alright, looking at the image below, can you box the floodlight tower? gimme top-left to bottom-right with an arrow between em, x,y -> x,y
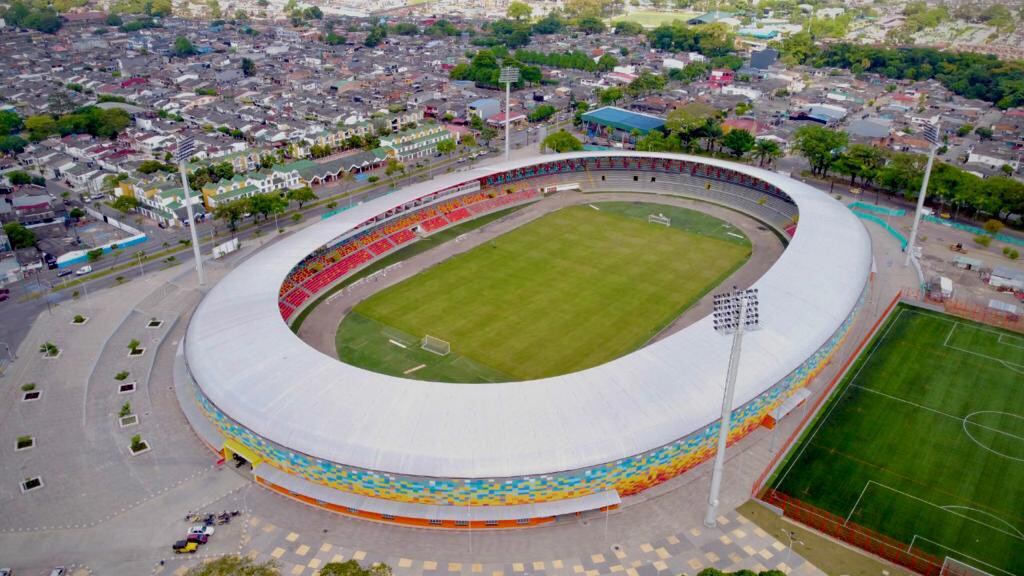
904,119 -> 941,267
176,136 -> 206,286
704,287 -> 760,528
499,66 -> 519,162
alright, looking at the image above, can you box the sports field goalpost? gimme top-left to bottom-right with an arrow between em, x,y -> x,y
421,334 -> 451,356
940,557 -> 996,576
648,213 -> 671,227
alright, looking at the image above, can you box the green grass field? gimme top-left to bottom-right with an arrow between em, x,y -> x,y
336,202 -> 750,382
770,305 -> 1024,575
611,10 -> 699,28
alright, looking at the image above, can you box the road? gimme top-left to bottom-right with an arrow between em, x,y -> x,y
0,149 -> 502,358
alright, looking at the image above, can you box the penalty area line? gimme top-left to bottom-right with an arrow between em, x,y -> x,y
403,364 -> 426,375
389,339 -> 408,349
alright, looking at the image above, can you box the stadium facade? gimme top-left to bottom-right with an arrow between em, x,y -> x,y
175,152 -> 872,528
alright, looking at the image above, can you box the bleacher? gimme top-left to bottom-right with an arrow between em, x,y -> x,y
277,187 -> 544,321
367,238 -> 395,256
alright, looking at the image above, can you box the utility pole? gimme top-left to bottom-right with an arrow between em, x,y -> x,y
176,136 -> 205,286
499,66 -> 519,162
704,287 -> 760,528
905,119 -> 940,267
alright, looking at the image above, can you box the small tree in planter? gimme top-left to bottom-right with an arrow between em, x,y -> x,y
130,434 -> 148,454
21,383 -> 36,392
147,317 -> 162,328
119,402 -> 132,418
39,342 -> 59,358
16,435 -> 34,450
115,370 -> 130,381
72,314 -> 87,324
115,275 -> 126,285
127,339 -> 143,356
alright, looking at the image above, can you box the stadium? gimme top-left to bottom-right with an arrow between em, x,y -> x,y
174,151 -> 872,529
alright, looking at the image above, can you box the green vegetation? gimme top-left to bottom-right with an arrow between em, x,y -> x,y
338,203 -> 749,382
613,10 -> 698,28
450,49 -> 541,89
24,106 -> 132,141
20,383 -> 36,392
515,49 -> 617,72
647,21 -> 734,57
119,402 -> 132,417
541,130 -> 583,153
73,314 -> 86,324
16,435 -> 33,449
291,206 -> 528,333
363,25 -> 387,47
115,370 -> 130,381
797,44 -> 1024,109
528,104 -> 557,122
4,222 -> 36,249
769,306 -> 1024,575
173,36 -> 196,56
3,0 -> 62,33
39,342 -> 59,357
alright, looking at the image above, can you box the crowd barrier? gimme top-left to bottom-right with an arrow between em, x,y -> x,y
923,215 -> 1024,248
850,210 -> 909,249
849,201 -> 906,217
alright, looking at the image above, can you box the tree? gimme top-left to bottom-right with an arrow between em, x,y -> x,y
0,110 -> 23,135
596,53 -> 619,72
974,126 -> 993,140
86,248 -> 104,262
791,125 -> 848,178
541,130 -> 583,153
436,138 -> 456,157
599,87 -> 623,106
0,136 -> 29,155
752,139 -> 782,167
626,71 -> 666,97
213,198 -> 249,231
3,222 -> 37,249
184,555 -> 280,576
834,143 -> 887,186
286,186 -> 317,208
25,115 -> 57,141
983,218 -> 1005,235
111,195 -> 139,214
722,129 -> 755,158
956,124 -> 974,137
576,16 -> 606,34
385,158 -> 405,187
241,57 -> 256,77
173,36 -> 196,57
507,1 -> 532,20
69,207 -> 86,219
364,26 -> 387,47
7,170 -> 32,185
528,105 -> 556,122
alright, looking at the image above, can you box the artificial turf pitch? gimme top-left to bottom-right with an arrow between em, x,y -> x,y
769,305 -> 1024,575
336,201 -> 750,382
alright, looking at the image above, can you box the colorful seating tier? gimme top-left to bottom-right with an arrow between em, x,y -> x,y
467,189 -> 539,215
284,287 -> 310,308
420,215 -> 450,233
279,279 -> 297,298
389,229 -> 416,245
446,207 -> 471,223
367,238 -> 394,256
303,250 -> 373,295
279,302 -> 295,320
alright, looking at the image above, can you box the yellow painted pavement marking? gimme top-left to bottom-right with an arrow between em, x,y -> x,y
472,563 -> 483,573
551,560 -> 563,569
591,554 -> 605,564
448,563 -> 463,572
758,549 -> 774,560
640,543 -> 654,553
320,543 -> 333,553
532,561 -> 545,571
286,532 -> 300,542
666,535 -> 680,545
731,529 -> 747,539
772,541 -> 786,552
687,558 -> 703,571
308,559 -> 322,569
290,565 -> 305,576
655,548 -> 670,560
705,552 -> 720,563
652,561 -> 667,572
573,565 -> 584,573
609,564 -> 624,573
511,563 -> 524,572
423,561 -> 438,570
719,535 -> 733,545
331,555 -> 345,563
689,528 -> 702,537
353,551 -> 367,561
296,544 -> 310,556
742,545 -> 757,556
399,559 -> 413,568
271,547 -> 286,559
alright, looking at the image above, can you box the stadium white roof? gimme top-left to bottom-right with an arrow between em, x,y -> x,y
185,151 -> 872,479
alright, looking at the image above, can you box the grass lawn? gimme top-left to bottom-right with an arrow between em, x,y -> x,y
611,10 -> 698,28
337,202 -> 750,382
769,305 -> 1024,575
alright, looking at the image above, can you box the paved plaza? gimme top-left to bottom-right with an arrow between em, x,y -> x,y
0,192 -> 920,575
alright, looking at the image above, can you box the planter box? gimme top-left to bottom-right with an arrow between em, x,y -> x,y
129,440 -> 150,455
71,317 -> 90,326
147,320 -> 163,328
127,348 -> 145,357
21,391 -> 41,402
20,477 -> 43,493
15,437 -> 35,451
119,414 -> 139,428
118,382 -> 137,394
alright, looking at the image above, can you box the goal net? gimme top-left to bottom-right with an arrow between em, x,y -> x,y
941,557 -> 995,576
648,213 -> 671,227
421,335 -> 451,356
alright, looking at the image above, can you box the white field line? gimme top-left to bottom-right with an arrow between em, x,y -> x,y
849,385 -> 1024,443
589,204 -> 600,211
847,480 -> 1024,544
997,333 -> 1024,350
908,535 -> 1017,576
938,316 -> 1023,373
774,308 -> 907,490
727,232 -> 744,239
940,506 -> 1024,539
403,364 -> 426,375
388,339 -> 408,349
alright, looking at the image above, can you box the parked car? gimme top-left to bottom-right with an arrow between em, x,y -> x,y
186,532 -> 209,545
57,269 -> 73,277
172,540 -> 198,554
188,524 -> 215,536
75,265 -> 92,276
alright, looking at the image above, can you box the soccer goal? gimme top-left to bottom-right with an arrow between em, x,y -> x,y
421,334 -> 451,356
648,213 -> 671,227
940,557 -> 996,576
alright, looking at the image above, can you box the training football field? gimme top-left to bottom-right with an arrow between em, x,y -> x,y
769,305 -> 1024,575
336,202 -> 751,382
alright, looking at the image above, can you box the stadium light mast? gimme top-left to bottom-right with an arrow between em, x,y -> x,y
499,66 -> 519,162
904,119 -> 940,267
704,287 -> 760,528
176,136 -> 206,286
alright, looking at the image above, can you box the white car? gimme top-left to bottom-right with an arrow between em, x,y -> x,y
75,265 -> 92,276
188,524 -> 215,536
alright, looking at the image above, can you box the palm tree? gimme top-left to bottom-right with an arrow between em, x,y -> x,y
702,118 -> 723,153
753,139 -> 783,168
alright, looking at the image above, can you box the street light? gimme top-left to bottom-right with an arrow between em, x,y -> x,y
499,66 -> 519,162
905,119 -> 941,267
0,341 -> 15,362
779,529 -> 805,568
176,136 -> 206,286
704,287 -> 761,528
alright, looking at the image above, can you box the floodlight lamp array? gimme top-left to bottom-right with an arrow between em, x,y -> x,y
712,288 -> 760,334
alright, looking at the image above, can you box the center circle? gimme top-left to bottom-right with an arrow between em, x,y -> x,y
962,411 -> 1024,462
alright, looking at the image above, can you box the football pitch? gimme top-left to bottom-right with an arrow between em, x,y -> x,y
336,201 -> 751,382
769,305 -> 1024,575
